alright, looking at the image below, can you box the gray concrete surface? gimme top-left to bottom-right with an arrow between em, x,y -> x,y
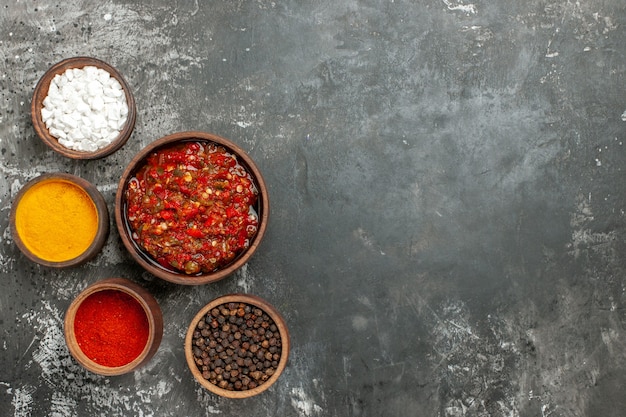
1,0 -> 626,416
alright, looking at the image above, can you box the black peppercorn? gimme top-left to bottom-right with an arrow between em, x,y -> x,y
191,302 -> 282,391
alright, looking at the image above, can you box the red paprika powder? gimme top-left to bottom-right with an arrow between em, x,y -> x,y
74,289 -> 149,367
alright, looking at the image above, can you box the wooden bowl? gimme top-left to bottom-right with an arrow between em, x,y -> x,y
10,173 -> 109,268
115,131 -> 269,285
64,277 -> 163,376
184,294 -> 290,398
31,56 -> 136,159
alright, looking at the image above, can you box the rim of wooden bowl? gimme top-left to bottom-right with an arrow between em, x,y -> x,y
9,172 -> 110,268
114,131 -> 269,285
31,56 -> 136,160
64,277 -> 164,376
184,293 -> 290,398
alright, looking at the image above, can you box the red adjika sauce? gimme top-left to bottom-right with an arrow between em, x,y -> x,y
126,141 -> 259,275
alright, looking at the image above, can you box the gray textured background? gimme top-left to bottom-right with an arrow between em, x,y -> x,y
1,0 -> 626,416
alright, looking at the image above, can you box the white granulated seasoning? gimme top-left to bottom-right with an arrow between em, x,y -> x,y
41,66 -> 129,152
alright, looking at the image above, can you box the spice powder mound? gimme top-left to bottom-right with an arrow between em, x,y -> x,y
74,290 -> 149,367
14,179 -> 98,262
191,302 -> 282,391
125,141 -> 259,275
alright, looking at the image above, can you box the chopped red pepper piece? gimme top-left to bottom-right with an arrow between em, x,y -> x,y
186,228 -> 204,238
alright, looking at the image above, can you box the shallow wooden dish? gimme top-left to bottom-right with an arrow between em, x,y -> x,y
184,294 -> 290,398
31,56 -> 136,159
64,277 -> 163,376
115,131 -> 269,285
10,173 -> 109,268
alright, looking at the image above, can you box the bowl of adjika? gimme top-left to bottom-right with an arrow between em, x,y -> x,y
115,131 -> 269,285
31,56 -> 136,159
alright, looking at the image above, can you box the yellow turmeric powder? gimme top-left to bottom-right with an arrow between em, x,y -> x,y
15,179 -> 98,262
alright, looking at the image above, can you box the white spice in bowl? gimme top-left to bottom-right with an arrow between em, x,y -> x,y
41,66 -> 129,152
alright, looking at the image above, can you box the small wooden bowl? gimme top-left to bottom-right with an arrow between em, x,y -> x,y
31,56 -> 136,159
185,294 -> 290,398
10,173 -> 109,268
64,277 -> 163,376
115,131 -> 269,285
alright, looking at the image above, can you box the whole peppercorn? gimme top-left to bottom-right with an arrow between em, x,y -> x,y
192,302 -> 283,391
